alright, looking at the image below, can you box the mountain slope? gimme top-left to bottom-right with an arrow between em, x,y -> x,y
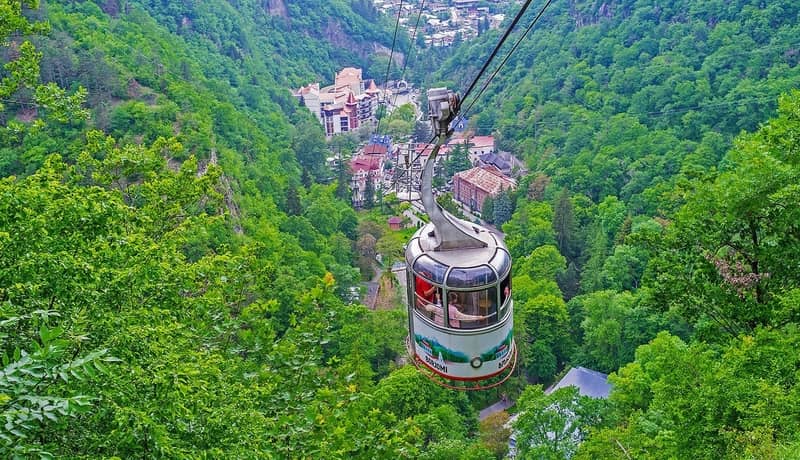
432,0 -> 799,208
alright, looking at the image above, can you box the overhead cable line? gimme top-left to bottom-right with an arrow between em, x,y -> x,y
388,0 -> 426,110
383,0 -> 426,128
400,0 -> 426,82
459,0 -> 536,104
460,0 -> 554,121
466,95 -> 778,129
374,0 -> 404,138
389,0 -> 550,189
388,0 -> 427,198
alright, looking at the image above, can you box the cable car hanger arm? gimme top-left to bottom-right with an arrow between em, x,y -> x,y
421,88 -> 487,251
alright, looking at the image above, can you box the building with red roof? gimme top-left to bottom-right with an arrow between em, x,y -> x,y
363,143 -> 389,155
388,216 -> 404,230
349,154 -> 384,208
453,164 -> 516,212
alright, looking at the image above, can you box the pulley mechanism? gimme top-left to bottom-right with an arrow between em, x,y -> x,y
427,88 -> 461,138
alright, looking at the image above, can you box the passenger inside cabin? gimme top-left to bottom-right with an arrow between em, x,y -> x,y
415,274 -> 438,307
423,292 -> 492,328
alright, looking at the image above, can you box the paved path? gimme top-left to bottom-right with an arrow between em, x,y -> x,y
392,262 -> 408,307
363,263 -> 382,310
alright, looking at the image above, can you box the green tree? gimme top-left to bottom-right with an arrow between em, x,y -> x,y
415,31 -> 426,49
556,262 -> 580,301
479,411 -> 511,459
445,142 -> 472,179
517,244 -> 566,283
580,223 -> 609,294
436,192 -> 465,218
512,275 -> 563,304
416,404 -> 469,446
493,188 -> 514,226
1,1 -> 48,108
292,119 -> 328,181
503,200 -> 555,260
414,119 -> 432,143
328,131 -> 359,157
579,328 -> 800,459
285,183 -> 303,216
335,158 -> 352,201
363,174 -> 375,209
596,196 -> 627,241
481,195 -> 495,223
419,439 -> 494,460
513,385 -> 608,460
552,188 -> 578,261
601,244 -> 648,291
0,322 -> 117,458
371,366 -> 474,425
571,291 -> 643,373
515,294 -> 573,382
647,92 -> 800,338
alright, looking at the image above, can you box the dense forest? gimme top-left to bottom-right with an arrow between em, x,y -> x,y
432,0 -> 800,457
2,0 -> 799,458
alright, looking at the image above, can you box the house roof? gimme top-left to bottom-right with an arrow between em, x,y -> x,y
366,79 -> 380,93
479,152 -> 511,170
388,216 -> 403,225
322,103 -> 345,114
469,135 -> 494,148
415,143 -> 452,157
319,92 -> 339,104
363,144 -> 389,155
450,134 -> 494,148
546,366 -> 611,398
454,165 -> 516,195
350,155 -> 382,173
294,83 -> 320,96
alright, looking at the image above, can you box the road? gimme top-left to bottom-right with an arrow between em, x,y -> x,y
392,262 -> 408,307
363,262 -> 382,310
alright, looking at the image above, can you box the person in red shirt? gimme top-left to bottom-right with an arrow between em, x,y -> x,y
415,275 -> 437,306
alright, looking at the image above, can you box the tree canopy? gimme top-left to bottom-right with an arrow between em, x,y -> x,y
3,0 -> 800,457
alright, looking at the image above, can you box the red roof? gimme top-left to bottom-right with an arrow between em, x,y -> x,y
366,79 -> 380,93
468,135 -> 494,148
454,165 -> 516,195
415,143 -> 451,157
350,155 -> 382,173
388,216 -> 403,224
363,144 -> 388,155
449,134 -> 494,148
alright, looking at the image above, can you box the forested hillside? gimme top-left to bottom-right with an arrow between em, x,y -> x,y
1,1 -> 468,458
424,0 -> 800,457
2,0 -> 800,458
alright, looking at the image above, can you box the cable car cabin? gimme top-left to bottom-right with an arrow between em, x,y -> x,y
406,221 -> 515,382
403,86 -> 516,387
